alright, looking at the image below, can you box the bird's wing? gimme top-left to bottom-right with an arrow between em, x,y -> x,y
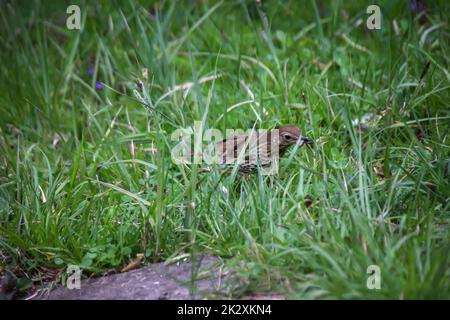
212,131 -> 278,165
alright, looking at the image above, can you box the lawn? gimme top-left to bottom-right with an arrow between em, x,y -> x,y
0,0 -> 449,299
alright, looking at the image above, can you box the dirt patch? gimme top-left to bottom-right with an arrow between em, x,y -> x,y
31,256 -> 232,300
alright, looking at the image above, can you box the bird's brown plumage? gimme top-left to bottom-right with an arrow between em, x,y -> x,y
210,125 -> 313,174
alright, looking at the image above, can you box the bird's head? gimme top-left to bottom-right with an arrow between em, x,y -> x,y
278,125 -> 315,154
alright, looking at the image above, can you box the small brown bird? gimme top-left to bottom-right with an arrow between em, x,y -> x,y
208,125 -> 314,174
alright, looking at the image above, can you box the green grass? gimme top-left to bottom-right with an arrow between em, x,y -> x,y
0,0 -> 449,299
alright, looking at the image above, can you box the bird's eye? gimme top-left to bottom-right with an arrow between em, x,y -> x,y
284,134 -> 292,140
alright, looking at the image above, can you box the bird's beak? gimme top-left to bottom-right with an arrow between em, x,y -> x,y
301,136 -> 314,145
301,136 -> 315,157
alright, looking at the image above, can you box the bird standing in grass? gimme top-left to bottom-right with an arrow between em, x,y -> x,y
208,125 -> 314,174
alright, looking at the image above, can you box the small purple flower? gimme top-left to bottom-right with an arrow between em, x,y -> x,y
410,0 -> 425,13
88,65 -> 95,76
95,81 -> 103,91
